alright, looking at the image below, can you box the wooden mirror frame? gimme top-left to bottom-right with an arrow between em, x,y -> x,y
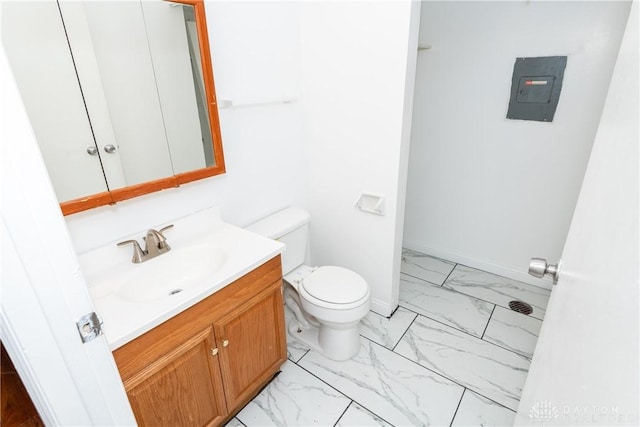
61,0 -> 224,216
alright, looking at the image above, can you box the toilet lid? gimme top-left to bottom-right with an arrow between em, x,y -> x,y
301,266 -> 368,304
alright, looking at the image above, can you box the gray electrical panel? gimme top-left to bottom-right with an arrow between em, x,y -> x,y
507,56 -> 567,122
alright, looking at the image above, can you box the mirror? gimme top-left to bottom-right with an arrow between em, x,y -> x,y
1,0 -> 225,215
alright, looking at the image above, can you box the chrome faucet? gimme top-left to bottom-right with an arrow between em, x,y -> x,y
117,224 -> 174,263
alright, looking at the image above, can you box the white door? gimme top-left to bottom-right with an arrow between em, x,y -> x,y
0,26 -> 136,426
516,4 -> 638,426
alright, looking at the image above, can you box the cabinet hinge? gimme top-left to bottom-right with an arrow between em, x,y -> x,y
76,312 -> 103,343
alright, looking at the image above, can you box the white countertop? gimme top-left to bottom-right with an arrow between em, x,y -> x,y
78,207 -> 283,350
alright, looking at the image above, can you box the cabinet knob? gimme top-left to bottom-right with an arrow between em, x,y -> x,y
103,144 -> 117,154
211,348 -> 218,356
222,339 -> 229,347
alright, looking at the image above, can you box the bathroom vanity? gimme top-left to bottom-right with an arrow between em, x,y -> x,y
77,207 -> 287,426
112,256 -> 286,426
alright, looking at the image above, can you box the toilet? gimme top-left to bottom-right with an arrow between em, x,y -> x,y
247,207 -> 370,361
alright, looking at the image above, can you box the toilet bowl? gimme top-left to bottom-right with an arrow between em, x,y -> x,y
246,207 -> 371,361
284,265 -> 370,360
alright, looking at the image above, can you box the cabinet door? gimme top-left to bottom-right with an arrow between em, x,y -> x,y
215,281 -> 287,409
78,1 -> 175,188
123,327 -> 227,427
2,1 -> 110,203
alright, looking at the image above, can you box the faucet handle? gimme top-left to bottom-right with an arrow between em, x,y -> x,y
117,239 -> 145,263
155,225 -> 174,250
158,224 -> 174,236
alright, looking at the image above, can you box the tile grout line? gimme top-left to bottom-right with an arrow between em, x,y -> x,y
400,271 -> 444,287
410,276 -> 546,322
480,305 -> 542,362
439,263 -> 459,287
332,400 -> 354,427
448,388 -> 466,427
288,342 -> 519,427
361,308 -> 416,350
358,337 -> 483,423
293,346 -> 398,426
282,330 -> 520,425
403,251 -> 549,320
393,346 -> 521,413
395,304 -> 484,340
403,247 -> 553,293
442,284 -> 537,318
481,340 -> 534,361
441,281 -> 548,321
396,303 -> 516,352
460,390 -> 517,414
401,251 -> 456,285
480,305 -> 497,340
374,336 -> 526,419
395,309 -> 533,361
401,265 -> 546,322
291,348 -> 310,363
377,335 -> 522,413
296,358 -> 394,426
390,312 -> 419,353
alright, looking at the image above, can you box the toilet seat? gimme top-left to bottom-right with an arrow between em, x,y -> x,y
300,266 -> 369,306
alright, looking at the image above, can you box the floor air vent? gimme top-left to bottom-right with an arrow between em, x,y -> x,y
509,300 -> 533,315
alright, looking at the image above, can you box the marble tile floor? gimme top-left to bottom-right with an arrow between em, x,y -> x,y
227,250 -> 551,426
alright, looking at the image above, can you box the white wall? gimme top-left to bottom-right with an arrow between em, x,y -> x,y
65,1 -> 305,254
299,1 -> 420,316
404,1 -> 631,286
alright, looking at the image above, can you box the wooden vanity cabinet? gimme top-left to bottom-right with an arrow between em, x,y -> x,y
122,326 -> 227,426
112,256 -> 287,427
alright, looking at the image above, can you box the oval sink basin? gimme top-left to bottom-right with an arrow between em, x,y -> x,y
117,244 -> 227,303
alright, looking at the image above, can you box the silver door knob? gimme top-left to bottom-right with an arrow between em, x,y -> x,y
103,144 -> 117,154
529,257 -> 559,284
86,146 -> 98,156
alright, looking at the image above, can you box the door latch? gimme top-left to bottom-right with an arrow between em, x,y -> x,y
76,312 -> 103,343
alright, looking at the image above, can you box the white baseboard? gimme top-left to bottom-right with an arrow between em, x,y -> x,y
370,297 -> 395,317
403,240 -> 553,291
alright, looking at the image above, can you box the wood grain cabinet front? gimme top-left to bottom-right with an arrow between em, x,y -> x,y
113,256 -> 287,427
124,326 -> 227,427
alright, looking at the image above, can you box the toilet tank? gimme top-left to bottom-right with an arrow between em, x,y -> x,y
246,207 -> 310,275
